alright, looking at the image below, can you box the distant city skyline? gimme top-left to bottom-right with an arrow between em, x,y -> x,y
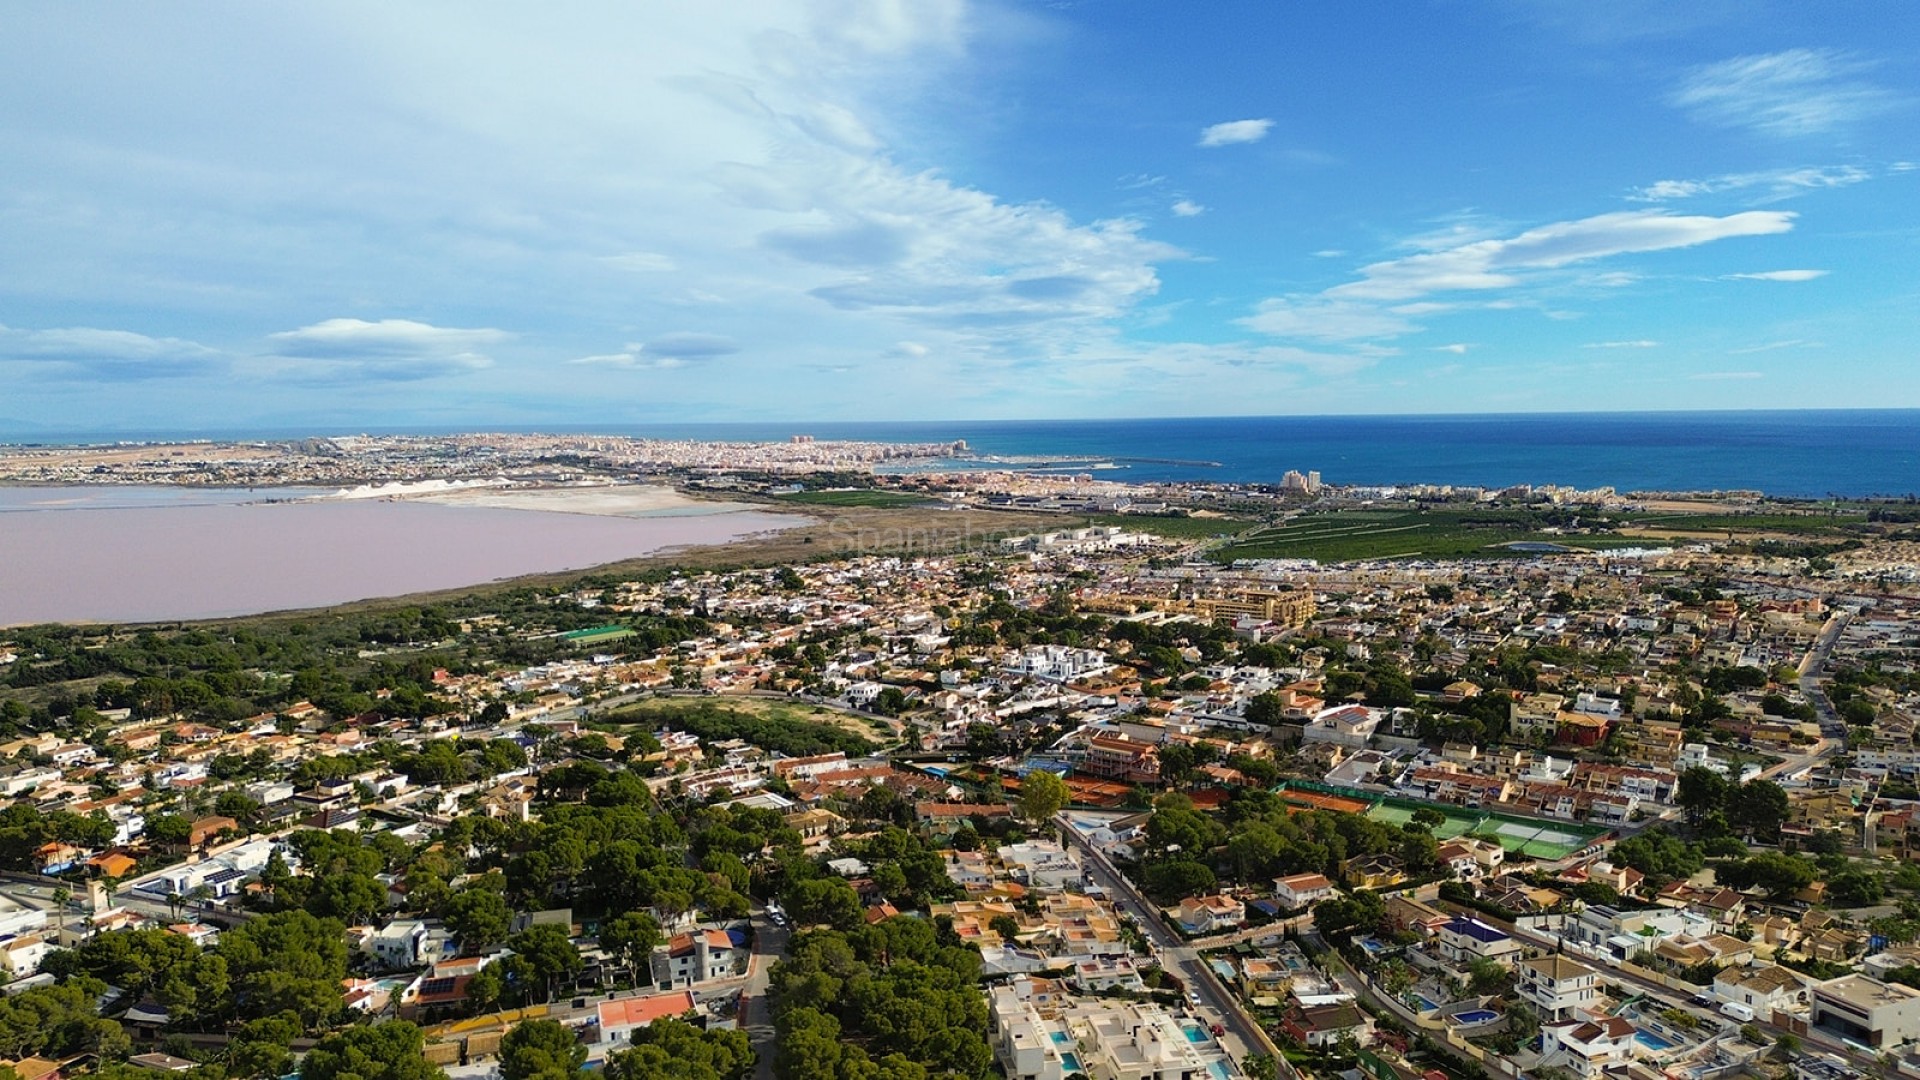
3,2 -> 1917,430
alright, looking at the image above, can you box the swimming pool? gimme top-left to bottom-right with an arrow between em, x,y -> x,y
1060,1053 -> 1082,1073
1208,1062 -> 1233,1080
1452,1009 -> 1499,1026
1051,1031 -> 1072,1046
1183,1022 -> 1210,1044
1415,995 -> 1441,1012
1635,1031 -> 1676,1052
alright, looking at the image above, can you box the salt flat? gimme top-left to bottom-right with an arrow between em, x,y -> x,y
408,484 -> 762,518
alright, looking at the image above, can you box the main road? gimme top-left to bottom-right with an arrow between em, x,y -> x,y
1798,610 -> 1852,739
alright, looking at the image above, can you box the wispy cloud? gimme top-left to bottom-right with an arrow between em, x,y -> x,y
1628,164 -> 1872,202
0,323 -> 224,380
1198,118 -> 1273,147
1243,209 -> 1793,343
1433,343 -> 1470,354
264,318 -> 504,381
1672,49 -> 1892,136
1171,199 -> 1206,218
570,332 -> 740,370
1729,339 -> 1820,354
1723,269 -> 1827,282
1584,339 -> 1661,349
598,252 -> 677,272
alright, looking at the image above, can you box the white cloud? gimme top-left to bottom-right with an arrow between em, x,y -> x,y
1198,118 -> 1273,148
1584,340 -> 1661,349
1628,165 -> 1872,202
1672,49 -> 1892,136
888,341 -> 930,358
264,318 -> 504,380
1244,209 -> 1794,343
598,252 -> 677,272
570,350 -> 684,370
1723,269 -> 1827,282
1171,199 -> 1205,218
571,332 -> 739,369
0,323 -> 224,379
1239,299 -> 1417,342
1434,343 -> 1470,355
1730,339 -> 1820,354
1324,210 -> 1793,303
1585,271 -> 1641,287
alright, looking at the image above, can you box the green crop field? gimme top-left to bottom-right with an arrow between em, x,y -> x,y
1079,513 -> 1262,540
1211,509 -> 1645,563
776,489 -> 937,508
1621,512 -> 1868,534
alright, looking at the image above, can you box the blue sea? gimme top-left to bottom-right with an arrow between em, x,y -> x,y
9,410 -> 1919,499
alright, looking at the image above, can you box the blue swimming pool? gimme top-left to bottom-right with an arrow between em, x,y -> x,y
1183,1022 -> 1209,1044
1453,1009 -> 1500,1026
1208,1062 -> 1233,1080
1051,1031 -> 1071,1046
1636,1031 -> 1676,1052
1415,995 -> 1441,1011
1060,1053 -> 1082,1073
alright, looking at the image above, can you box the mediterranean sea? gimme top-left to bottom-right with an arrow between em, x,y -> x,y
11,410 -> 1916,499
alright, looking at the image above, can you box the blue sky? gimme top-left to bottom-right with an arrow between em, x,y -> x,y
2,1 -> 1916,431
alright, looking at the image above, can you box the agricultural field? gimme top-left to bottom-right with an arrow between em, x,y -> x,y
776,488 -> 939,508
1079,512 -> 1262,540
1211,508 -> 1646,563
1613,511 -> 1870,535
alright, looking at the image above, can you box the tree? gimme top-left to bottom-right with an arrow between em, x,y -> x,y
499,1019 -> 586,1080
599,911 -> 663,986
445,887 -> 512,950
1019,771 -> 1071,824
300,1021 -> 444,1080
1676,766 -> 1729,822
1727,780 -> 1790,842
145,813 -> 193,849
1143,859 -> 1215,904
1468,957 -> 1513,996
1243,692 -> 1286,729
506,926 -> 582,1003
1718,852 -> 1817,898
1829,870 -> 1886,908
607,1018 -> 750,1080
989,914 -> 1021,943
1314,891 -> 1385,941
1774,1032 -> 1801,1062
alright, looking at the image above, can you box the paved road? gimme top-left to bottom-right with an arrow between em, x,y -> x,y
1057,819 -> 1286,1078
741,910 -> 789,1080
1799,611 -> 1852,739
